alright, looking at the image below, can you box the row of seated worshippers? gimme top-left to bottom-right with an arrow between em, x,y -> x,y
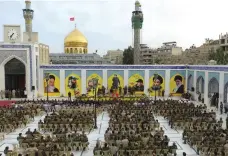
151,99 -> 228,156
38,104 -> 102,132
0,103 -> 44,135
93,101 -> 178,156
13,128 -> 89,155
17,98 -> 107,106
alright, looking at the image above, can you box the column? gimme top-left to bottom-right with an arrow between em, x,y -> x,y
144,69 -> 149,95
59,69 -> 65,96
103,69 -> 107,88
165,69 -> 170,97
124,69 -> 128,87
39,68 -> 44,97
81,69 -> 86,94
204,71 -> 209,106
193,70 -> 197,100
26,48 -> 32,99
219,71 -> 224,104
185,69 -> 188,92
0,65 -> 5,90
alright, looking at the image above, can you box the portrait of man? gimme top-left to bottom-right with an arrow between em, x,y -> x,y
112,74 -> 120,89
134,79 -> 144,91
44,75 -> 59,93
151,75 -> 164,96
87,78 -> 99,92
173,75 -> 184,93
68,76 -> 80,95
153,75 -> 163,87
68,76 -> 78,89
87,80 -> 93,92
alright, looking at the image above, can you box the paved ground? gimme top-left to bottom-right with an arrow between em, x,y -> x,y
0,102 -> 226,156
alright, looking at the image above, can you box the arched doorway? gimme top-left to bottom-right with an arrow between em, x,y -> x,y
5,58 -> 26,90
224,82 -> 228,103
196,76 -> 204,94
187,75 -> 193,90
208,77 -> 219,97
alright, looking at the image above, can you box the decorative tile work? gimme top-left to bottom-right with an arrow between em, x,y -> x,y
0,50 -> 27,64
187,70 -> 194,77
188,65 -> 228,71
208,72 -> 220,82
196,71 -> 205,80
40,65 -> 187,69
39,65 -> 228,71
0,44 -> 32,90
224,73 -> 228,85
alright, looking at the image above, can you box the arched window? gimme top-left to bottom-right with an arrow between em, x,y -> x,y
208,78 -> 219,97
79,48 -> 82,53
70,48 -> 73,53
74,48 -> 78,53
66,48 -> 69,53
83,49 -> 86,54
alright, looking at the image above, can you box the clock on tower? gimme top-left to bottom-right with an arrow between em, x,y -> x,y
3,25 -> 21,43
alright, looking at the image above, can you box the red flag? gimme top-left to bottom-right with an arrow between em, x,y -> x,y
70,17 -> 75,21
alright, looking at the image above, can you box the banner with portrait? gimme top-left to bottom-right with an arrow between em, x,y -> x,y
43,70 -> 60,96
65,70 -> 81,97
149,70 -> 165,96
107,70 -> 124,94
86,70 -> 103,97
128,70 -> 145,95
170,70 -> 186,96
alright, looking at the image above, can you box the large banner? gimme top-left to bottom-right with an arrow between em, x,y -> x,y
170,70 -> 186,96
149,70 -> 165,96
86,70 -> 103,96
107,70 -> 124,93
43,70 -> 60,96
128,70 -> 145,93
65,70 -> 81,96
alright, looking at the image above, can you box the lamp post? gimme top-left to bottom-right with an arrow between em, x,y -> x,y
152,73 -> 161,104
45,73 -> 50,101
92,78 -> 98,129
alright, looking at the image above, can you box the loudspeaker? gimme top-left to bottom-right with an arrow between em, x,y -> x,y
32,86 -> 35,90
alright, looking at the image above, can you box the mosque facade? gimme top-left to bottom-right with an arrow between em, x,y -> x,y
0,0 -> 227,107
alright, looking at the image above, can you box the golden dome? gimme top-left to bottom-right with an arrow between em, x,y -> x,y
64,28 -> 88,48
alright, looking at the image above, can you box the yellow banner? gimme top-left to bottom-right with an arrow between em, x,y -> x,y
86,73 -> 103,97
170,74 -> 185,96
43,73 -> 60,96
65,74 -> 81,96
149,75 -> 165,96
107,74 -> 124,94
128,74 -> 144,92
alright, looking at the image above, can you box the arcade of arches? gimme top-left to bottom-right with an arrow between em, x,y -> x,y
4,58 -> 25,90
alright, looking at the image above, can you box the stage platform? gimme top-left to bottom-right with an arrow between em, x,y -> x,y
0,100 -> 15,107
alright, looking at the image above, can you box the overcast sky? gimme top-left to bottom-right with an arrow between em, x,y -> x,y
0,0 -> 228,55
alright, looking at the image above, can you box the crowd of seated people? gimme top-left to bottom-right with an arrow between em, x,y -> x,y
13,128 -> 88,155
0,103 -> 44,134
152,99 -> 228,156
38,104 -> 102,132
94,101 -> 178,156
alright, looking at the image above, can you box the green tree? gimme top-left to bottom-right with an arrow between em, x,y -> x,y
151,57 -> 161,64
123,46 -> 134,64
154,58 -> 161,64
208,48 -> 228,65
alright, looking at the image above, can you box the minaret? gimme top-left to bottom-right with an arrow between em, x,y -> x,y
132,1 -> 143,64
23,0 -> 34,42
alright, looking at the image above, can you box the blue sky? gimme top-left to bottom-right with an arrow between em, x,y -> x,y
0,0 -> 228,55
